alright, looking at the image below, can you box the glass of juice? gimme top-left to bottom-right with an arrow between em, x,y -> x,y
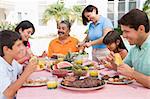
47,75 -> 58,89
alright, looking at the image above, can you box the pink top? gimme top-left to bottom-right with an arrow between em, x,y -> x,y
27,41 -> 30,48
16,71 -> 150,99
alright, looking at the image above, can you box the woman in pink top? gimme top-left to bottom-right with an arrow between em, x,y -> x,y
15,20 -> 35,64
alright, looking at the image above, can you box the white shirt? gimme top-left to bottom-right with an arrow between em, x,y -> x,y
0,57 -> 23,99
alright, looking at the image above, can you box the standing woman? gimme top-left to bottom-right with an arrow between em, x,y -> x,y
80,5 -> 113,61
15,20 -> 35,64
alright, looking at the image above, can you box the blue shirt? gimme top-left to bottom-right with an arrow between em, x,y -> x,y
88,16 -> 113,49
124,34 -> 150,76
0,57 -> 23,99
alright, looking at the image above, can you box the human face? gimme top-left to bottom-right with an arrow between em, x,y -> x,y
84,10 -> 97,23
11,40 -> 26,59
106,42 -> 117,52
57,23 -> 70,39
20,28 -> 33,41
121,25 -> 139,45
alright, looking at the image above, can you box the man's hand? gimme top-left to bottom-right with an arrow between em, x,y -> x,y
117,64 -> 134,78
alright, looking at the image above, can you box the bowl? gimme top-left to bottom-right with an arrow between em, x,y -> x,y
52,69 -> 68,78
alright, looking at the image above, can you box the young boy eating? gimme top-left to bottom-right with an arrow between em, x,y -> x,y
0,30 -> 37,99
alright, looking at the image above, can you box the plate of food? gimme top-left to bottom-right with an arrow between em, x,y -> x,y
60,76 -> 105,91
102,75 -> 134,85
23,77 -> 49,87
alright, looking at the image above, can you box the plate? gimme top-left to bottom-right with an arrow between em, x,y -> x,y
59,83 -> 105,91
107,80 -> 134,85
23,77 -> 48,87
23,82 -> 47,87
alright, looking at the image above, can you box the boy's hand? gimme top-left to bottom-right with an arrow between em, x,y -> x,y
24,56 -> 38,73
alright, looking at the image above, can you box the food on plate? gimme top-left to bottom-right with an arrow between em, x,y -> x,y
101,74 -> 133,84
52,69 -> 68,78
61,76 -> 105,88
64,52 -> 77,62
23,77 -> 49,86
57,61 -> 73,70
82,60 -> 98,69
114,53 -> 123,66
29,56 -> 38,63
74,59 -> 83,65
89,70 -> 98,77
72,65 -> 87,76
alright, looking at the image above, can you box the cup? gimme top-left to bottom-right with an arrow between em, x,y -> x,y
47,75 -> 58,89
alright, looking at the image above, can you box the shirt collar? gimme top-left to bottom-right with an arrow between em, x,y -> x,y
56,37 -> 72,44
136,34 -> 150,50
0,56 -> 14,72
91,15 -> 103,26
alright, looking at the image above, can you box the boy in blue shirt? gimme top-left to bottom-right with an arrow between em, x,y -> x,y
0,30 -> 37,99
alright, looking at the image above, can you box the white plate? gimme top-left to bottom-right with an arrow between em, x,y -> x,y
59,83 -> 105,91
23,82 -> 47,87
107,80 -> 134,85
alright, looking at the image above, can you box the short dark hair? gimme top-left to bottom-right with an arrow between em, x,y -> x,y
15,20 -> 35,35
82,5 -> 98,25
118,9 -> 149,33
60,20 -> 71,30
0,30 -> 21,57
103,30 -> 127,51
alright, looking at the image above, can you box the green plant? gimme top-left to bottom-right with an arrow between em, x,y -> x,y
114,26 -> 123,34
42,3 -> 69,24
143,0 -> 150,19
0,22 -> 16,31
42,3 -> 84,25
69,5 -> 84,24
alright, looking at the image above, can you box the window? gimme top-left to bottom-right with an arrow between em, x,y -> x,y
107,1 -> 114,25
107,0 -> 138,28
118,0 -> 125,20
18,12 -> 22,22
129,0 -> 136,11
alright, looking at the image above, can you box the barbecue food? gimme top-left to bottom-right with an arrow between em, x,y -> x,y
61,76 -> 105,88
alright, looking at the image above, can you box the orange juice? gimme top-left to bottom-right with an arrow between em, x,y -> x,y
47,81 -> 57,89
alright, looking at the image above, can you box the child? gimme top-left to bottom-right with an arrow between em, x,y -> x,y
103,30 -> 128,59
0,30 -> 37,99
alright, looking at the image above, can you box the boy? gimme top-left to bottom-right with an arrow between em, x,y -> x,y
0,30 -> 37,99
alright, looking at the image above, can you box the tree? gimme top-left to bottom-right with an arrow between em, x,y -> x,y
70,5 -> 84,24
143,0 -> 150,19
42,3 -> 69,24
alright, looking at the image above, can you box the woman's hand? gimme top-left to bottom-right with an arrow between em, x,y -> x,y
83,42 -> 92,48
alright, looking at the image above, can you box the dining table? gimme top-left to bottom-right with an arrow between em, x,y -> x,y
16,70 -> 150,99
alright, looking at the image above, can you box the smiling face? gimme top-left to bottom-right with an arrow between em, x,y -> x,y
84,9 -> 97,23
57,23 -> 70,39
106,42 -> 117,52
121,25 -> 140,45
12,40 -> 26,59
19,28 -> 33,41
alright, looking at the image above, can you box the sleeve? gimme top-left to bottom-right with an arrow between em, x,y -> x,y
103,18 -> 114,30
17,62 -> 23,75
123,49 -> 133,67
0,69 -> 11,97
47,41 -> 53,57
